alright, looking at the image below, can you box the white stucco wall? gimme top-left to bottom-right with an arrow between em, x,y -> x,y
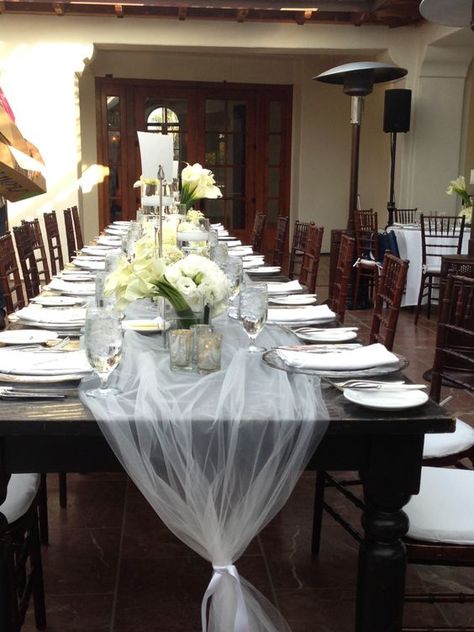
0,14 -> 472,250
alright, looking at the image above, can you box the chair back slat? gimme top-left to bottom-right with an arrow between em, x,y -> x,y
288,220 -> 314,279
331,234 -> 355,323
299,225 -> 324,294
0,232 -> 26,313
71,205 -> 84,251
63,208 -> 76,263
21,218 -> 51,285
354,209 -> 379,261
13,224 -> 41,300
43,211 -> 64,276
369,253 -> 409,350
420,214 -> 465,268
272,216 -> 289,267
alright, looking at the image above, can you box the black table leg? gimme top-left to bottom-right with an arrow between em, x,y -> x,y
356,435 -> 424,632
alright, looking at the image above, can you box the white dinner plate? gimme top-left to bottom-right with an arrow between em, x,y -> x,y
113,220 -> 131,225
343,388 -> 428,410
59,273 -> 94,282
270,295 -> 317,306
0,330 -> 60,345
248,266 -> 281,274
73,259 -> 105,271
294,329 -> 358,343
32,296 -> 84,307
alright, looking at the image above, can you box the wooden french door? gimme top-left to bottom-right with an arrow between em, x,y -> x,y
96,78 -> 292,249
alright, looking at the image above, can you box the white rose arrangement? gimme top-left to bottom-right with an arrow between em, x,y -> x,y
446,175 -> 472,224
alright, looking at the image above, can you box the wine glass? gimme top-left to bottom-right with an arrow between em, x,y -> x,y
239,283 -> 268,353
83,307 -> 123,398
221,257 -> 243,318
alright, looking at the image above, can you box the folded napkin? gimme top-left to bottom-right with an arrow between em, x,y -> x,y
73,259 -> 105,271
267,280 -> 303,294
211,223 -> 223,229
227,240 -> 243,248
217,230 -> 229,236
243,259 -> 264,269
276,343 -> 399,371
15,306 -> 86,324
0,348 -> 91,376
267,304 -> 335,323
229,247 -> 253,257
82,246 -> 120,256
97,235 -> 122,246
48,278 -> 95,295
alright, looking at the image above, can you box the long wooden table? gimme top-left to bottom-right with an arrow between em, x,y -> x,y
0,379 -> 454,632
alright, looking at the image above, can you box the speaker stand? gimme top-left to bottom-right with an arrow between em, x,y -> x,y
386,131 -> 397,228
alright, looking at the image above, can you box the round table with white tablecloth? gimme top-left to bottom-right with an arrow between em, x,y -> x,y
389,226 -> 470,306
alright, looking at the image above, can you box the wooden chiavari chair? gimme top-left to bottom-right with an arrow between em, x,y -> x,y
271,216 -> 289,267
353,209 -> 379,308
251,213 -> 266,253
12,224 -> 41,301
288,220 -> 313,280
414,214 -> 465,324
21,218 -> 51,286
299,225 -> 324,294
0,232 -> 26,313
71,205 -> 84,251
330,234 -> 354,324
392,208 -> 418,224
42,211 -> 64,276
369,252 -> 409,351
63,208 -> 76,263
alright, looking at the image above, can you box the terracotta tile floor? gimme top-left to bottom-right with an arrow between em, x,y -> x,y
24,255 -> 474,631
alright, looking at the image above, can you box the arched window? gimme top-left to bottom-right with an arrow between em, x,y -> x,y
146,107 -> 180,160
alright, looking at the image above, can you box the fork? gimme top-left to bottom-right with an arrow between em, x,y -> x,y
331,379 -> 426,391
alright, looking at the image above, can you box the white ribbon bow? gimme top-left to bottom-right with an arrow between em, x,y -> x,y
201,563 -> 250,632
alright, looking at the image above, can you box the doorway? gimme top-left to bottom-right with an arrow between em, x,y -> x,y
96,77 -> 292,248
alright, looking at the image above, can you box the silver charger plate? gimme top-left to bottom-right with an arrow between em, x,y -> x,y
262,349 -> 409,379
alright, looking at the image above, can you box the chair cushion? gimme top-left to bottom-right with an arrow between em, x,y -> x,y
405,467 -> 474,545
423,418 -> 474,459
0,474 -> 40,524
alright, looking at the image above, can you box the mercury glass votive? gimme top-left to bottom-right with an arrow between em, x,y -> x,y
190,323 -> 214,365
196,332 -> 223,374
169,329 -> 193,371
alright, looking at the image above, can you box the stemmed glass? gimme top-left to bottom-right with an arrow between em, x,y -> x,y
222,257 -> 243,318
83,307 -> 123,398
239,283 -> 268,353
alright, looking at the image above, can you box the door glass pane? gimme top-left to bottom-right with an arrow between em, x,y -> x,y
267,200 -> 279,227
205,133 -> 226,164
268,134 -> 281,166
108,131 -> 120,163
269,101 -> 282,133
268,167 -> 280,198
107,96 -> 120,130
144,98 -> 188,165
206,100 -> 226,131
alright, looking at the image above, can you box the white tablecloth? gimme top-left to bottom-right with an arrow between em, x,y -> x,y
389,227 -> 470,306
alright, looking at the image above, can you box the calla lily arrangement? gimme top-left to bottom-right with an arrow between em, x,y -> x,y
180,163 -> 222,210
446,176 -> 471,207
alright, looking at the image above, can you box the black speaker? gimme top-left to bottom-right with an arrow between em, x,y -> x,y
383,89 -> 411,133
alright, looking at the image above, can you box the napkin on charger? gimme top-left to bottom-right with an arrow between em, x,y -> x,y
266,280 -> 303,294
267,304 -> 335,323
15,306 -> 86,324
275,343 -> 399,371
0,348 -> 91,375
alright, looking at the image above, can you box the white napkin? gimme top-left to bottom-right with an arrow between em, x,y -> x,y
82,246 -> 120,256
267,280 -> 303,294
227,240 -> 243,248
217,229 -> 229,237
229,247 -> 253,257
267,304 -> 335,323
73,259 -> 105,271
0,348 -> 91,376
97,235 -> 122,246
15,306 -> 86,324
48,278 -> 95,295
243,259 -> 264,269
276,343 -> 399,371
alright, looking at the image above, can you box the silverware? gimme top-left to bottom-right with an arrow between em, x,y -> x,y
330,379 -> 427,391
0,387 -> 66,399
278,344 -> 362,353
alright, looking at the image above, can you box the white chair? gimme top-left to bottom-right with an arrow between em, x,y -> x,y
0,473 -> 46,631
423,418 -> 474,462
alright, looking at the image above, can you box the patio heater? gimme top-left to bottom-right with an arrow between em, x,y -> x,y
419,0 -> 474,255
314,62 -> 408,231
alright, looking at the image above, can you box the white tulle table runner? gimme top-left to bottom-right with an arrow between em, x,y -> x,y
80,315 -> 329,632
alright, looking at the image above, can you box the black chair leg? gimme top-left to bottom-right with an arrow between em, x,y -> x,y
311,471 -> 326,556
58,473 -> 67,509
31,508 -> 47,630
38,475 -> 49,546
414,273 -> 426,324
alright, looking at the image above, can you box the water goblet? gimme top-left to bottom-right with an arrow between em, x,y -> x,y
222,257 -> 243,318
239,283 -> 268,353
83,307 -> 123,398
